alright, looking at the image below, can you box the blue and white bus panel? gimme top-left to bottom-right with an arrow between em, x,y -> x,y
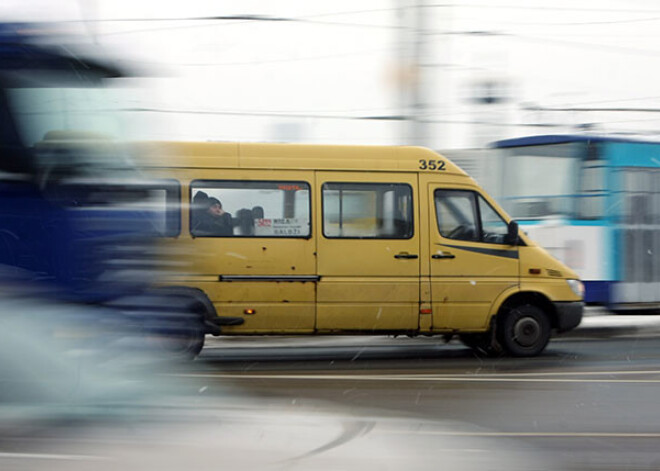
492,135 -> 660,311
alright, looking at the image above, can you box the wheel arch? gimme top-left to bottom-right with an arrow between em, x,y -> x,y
492,291 -> 558,329
150,285 -> 217,321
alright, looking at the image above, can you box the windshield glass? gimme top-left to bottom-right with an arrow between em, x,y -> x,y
499,142 -> 584,219
7,87 -> 123,147
6,84 -> 136,176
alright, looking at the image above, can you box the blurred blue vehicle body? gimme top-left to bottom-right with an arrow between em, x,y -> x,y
0,23 -> 206,357
493,134 -> 660,311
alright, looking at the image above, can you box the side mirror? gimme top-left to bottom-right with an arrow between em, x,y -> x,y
505,220 -> 519,246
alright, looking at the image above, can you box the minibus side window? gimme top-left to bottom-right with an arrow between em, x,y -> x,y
322,182 -> 413,239
434,190 -> 479,242
434,189 -> 510,244
190,180 -> 311,238
478,196 -> 509,244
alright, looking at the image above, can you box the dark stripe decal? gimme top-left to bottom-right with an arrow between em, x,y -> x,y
441,244 -> 519,259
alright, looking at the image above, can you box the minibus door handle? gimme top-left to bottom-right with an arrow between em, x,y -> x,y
394,253 -> 419,259
432,252 -> 455,259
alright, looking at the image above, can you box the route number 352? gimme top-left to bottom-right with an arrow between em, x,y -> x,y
419,159 -> 446,171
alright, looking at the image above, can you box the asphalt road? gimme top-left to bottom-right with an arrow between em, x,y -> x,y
187,331 -> 660,471
4,313 -> 660,471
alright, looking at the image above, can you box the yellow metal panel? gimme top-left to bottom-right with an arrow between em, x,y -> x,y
317,240 -> 420,276
422,176 -> 520,332
135,141 -> 468,176
519,246 -> 580,282
316,304 -> 418,331
487,279 -> 580,321
487,285 -> 522,318
431,279 -> 518,330
201,281 -> 315,303
317,278 -> 418,303
314,170 -> 421,333
215,303 -> 316,333
134,141 -> 240,168
436,304 -> 491,331
187,238 -> 315,275
519,278 -> 581,302
419,276 -> 433,332
419,313 -> 433,332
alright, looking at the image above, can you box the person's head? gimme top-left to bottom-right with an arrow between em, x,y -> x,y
193,191 -> 209,209
252,206 -> 264,219
207,197 -> 224,216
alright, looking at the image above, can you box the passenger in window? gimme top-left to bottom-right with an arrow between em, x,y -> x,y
192,190 -> 210,218
194,196 -> 233,236
393,209 -> 409,238
234,208 -> 255,236
192,191 -> 210,233
251,206 -> 264,219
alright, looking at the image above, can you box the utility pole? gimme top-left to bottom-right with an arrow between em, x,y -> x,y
397,0 -> 429,147
410,0 -> 428,146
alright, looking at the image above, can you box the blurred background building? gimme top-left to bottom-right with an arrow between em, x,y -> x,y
3,0 -> 660,148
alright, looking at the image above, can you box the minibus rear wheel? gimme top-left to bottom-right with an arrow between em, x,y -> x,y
497,304 -> 551,357
144,315 -> 205,361
177,323 -> 205,360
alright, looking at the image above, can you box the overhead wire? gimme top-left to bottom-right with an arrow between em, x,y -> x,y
119,106 -> 565,128
69,3 -> 660,133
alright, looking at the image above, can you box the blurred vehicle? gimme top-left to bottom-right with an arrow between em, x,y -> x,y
493,135 -> 660,312
0,22 -> 206,359
132,141 -> 584,357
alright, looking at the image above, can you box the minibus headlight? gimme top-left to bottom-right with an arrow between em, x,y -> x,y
566,279 -> 584,299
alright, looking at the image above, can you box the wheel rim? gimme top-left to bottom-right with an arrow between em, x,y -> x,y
512,316 -> 541,348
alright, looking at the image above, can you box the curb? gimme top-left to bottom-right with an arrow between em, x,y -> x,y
560,314 -> 660,339
202,313 -> 660,348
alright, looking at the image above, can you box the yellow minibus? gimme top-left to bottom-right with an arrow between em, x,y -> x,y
137,142 -> 584,358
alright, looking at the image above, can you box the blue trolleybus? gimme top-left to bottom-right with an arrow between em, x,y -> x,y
492,135 -> 660,311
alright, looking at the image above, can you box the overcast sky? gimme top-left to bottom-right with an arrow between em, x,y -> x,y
4,0 -> 660,148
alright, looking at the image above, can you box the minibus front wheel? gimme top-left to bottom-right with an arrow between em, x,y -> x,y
497,303 -> 551,357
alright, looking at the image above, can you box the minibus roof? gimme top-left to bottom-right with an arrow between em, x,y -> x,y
134,141 -> 468,176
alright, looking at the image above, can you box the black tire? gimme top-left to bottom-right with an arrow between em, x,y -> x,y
497,304 -> 551,357
174,320 -> 206,360
142,314 -> 206,361
144,289 -> 211,360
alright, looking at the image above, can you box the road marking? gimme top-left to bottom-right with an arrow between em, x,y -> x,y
174,371 -> 660,383
0,452 -> 108,461
463,369 -> 660,377
381,430 -> 660,438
